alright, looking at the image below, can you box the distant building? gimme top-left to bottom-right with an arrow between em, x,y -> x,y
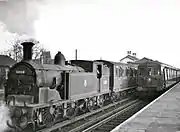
120,51 -> 139,64
0,55 -> 16,89
33,51 -> 54,64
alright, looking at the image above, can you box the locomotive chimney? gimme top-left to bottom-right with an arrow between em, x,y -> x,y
54,51 -> 66,65
21,42 -> 35,61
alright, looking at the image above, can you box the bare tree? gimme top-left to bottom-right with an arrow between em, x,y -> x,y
32,43 -> 46,60
3,36 -> 46,62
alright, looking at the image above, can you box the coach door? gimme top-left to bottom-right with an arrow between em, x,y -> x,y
96,63 -> 110,94
97,64 -> 102,92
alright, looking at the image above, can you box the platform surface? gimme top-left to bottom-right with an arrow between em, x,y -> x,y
111,82 -> 180,132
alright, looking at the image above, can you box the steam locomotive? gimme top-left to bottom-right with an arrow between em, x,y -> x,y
5,40 -> 137,131
136,59 -> 180,98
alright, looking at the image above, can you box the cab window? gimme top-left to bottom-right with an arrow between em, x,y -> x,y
148,67 -> 160,75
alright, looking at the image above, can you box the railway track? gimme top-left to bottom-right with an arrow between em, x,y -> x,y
82,100 -> 147,132
36,96 -> 137,132
66,99 -> 147,132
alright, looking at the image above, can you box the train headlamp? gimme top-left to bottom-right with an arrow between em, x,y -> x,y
147,78 -> 151,82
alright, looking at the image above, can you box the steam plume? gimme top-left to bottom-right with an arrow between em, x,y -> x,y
0,0 -> 46,36
0,101 -> 11,132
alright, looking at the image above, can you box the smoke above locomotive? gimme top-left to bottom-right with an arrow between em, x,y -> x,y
0,102 -> 11,132
0,0 -> 47,36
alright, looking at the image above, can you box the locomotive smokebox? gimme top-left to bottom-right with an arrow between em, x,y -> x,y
54,51 -> 66,65
21,42 -> 35,61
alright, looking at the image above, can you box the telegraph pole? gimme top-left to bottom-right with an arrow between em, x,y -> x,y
75,49 -> 77,60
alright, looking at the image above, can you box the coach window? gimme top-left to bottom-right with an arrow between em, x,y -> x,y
127,69 -> 130,77
116,68 -> 119,77
153,68 -> 157,75
103,65 -> 109,75
5,69 -> 9,79
130,68 -> 133,77
138,68 -> 145,75
119,67 -> 123,77
125,68 -> 128,77
134,70 -> 136,77
120,69 -> 123,77
119,69 -> 121,77
148,68 -> 152,75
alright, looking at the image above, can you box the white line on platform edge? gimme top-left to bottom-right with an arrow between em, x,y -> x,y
111,82 -> 180,132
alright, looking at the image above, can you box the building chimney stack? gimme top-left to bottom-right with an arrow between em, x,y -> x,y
132,53 -> 136,56
127,51 -> 131,55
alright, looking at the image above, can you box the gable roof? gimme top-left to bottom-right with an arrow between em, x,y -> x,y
133,57 -> 153,64
0,55 -> 16,67
120,55 -> 139,62
132,57 -> 163,65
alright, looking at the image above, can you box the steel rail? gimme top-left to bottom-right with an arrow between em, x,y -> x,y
37,97 -> 134,132
82,100 -> 143,132
68,99 -> 140,132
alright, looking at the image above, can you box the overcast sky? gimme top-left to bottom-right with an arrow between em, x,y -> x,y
0,0 -> 180,67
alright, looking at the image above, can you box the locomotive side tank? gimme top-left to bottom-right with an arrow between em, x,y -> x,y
70,60 -> 111,97
67,60 -> 99,100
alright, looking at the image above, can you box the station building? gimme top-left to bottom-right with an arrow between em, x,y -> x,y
120,51 -> 139,64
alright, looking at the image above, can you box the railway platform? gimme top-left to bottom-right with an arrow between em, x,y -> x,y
111,82 -> 180,132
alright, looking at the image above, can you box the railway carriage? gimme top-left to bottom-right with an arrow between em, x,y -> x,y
136,60 -> 180,98
95,60 -> 137,100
